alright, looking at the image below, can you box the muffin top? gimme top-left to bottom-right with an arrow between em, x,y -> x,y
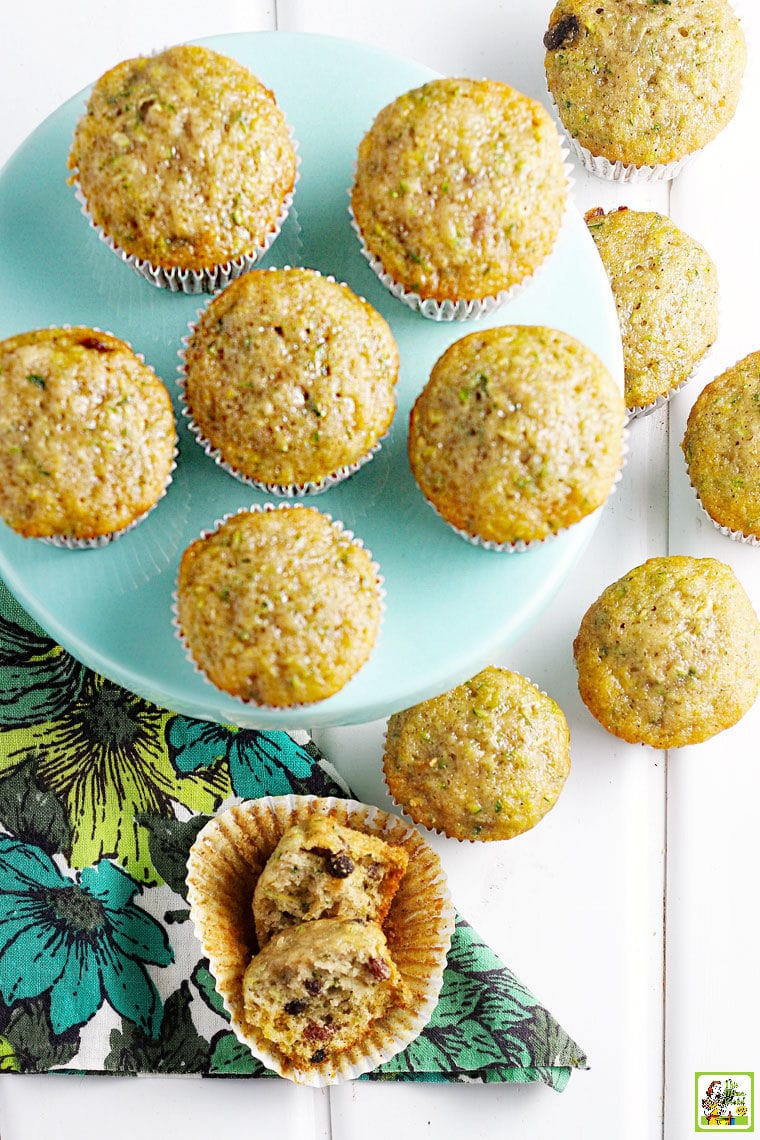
586,207 -> 719,412
69,44 -> 297,269
0,326 -> 176,540
682,351 -> 760,538
383,666 -> 571,841
182,268 -> 399,488
176,506 -> 382,707
544,0 -> 746,167
407,325 -> 625,545
351,77 -> 567,303
573,556 -> 760,747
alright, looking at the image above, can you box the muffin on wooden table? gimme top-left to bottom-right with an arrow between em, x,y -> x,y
253,815 -> 409,946
180,267 -> 399,494
407,325 -> 626,549
574,556 -> 760,747
351,77 -> 568,319
0,326 -> 176,546
682,351 -> 760,544
175,505 -> 383,708
69,44 -> 297,292
585,207 -> 719,417
544,0 -> 746,180
383,666 -> 571,842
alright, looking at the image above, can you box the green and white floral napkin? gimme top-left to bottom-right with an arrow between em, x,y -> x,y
0,578 -> 586,1088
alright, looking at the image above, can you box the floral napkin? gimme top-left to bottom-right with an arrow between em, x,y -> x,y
0,578 -> 587,1088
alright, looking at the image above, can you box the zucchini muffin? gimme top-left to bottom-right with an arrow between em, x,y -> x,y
586,207 -> 719,415
350,77 -> 568,319
175,506 -> 383,707
0,326 -> 176,544
407,325 -> 626,548
68,44 -> 297,291
253,816 -> 408,946
243,918 -> 407,1072
185,795 -> 455,1084
383,666 -> 571,842
181,268 -> 399,493
544,0 -> 746,179
682,352 -> 760,543
574,556 -> 760,747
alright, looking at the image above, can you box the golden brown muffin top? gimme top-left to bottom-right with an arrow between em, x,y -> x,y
69,44 -> 297,269
351,77 -> 567,302
0,326 -> 176,539
682,351 -> 760,538
408,325 -> 625,545
182,268 -> 398,488
574,556 -> 760,747
544,0 -> 746,166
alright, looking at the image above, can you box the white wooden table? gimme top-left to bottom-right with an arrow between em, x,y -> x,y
1,4 -> 757,1138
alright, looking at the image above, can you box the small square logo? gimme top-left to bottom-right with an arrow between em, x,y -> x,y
695,1072 -> 754,1131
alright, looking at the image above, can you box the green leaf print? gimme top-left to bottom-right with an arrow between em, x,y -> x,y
105,981 -> 210,1074
0,998 -> 80,1072
0,758 -> 72,856
208,1030 -> 269,1077
191,960 -> 229,1020
137,814 -> 211,900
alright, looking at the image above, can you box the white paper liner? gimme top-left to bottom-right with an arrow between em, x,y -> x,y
626,339 -> 718,421
347,139 -> 574,322
177,271 -> 393,494
381,669 -> 569,843
692,493 -> 760,547
172,503 -> 386,710
19,324 -> 178,548
185,794 -> 455,1085
418,421 -> 629,553
71,124 -> 299,294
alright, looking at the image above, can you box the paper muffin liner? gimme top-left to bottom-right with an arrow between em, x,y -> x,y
185,794 -> 455,1085
419,421 -> 629,553
347,141 -> 574,322
25,325 -> 178,548
70,126 -> 299,295
626,340 -> 717,422
380,670 -> 569,844
177,275 -> 393,495
172,502 -> 386,710
546,90 -> 697,183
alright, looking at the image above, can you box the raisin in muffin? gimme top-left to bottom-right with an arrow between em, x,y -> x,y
383,666 -> 571,841
243,918 -> 407,1072
574,556 -> 760,747
69,44 -> 297,290
586,206 -> 718,414
0,326 -> 176,544
181,267 -> 398,492
351,77 -> 568,318
544,0 -> 746,178
253,816 -> 408,946
175,506 -> 383,707
682,352 -> 760,543
407,325 -> 625,547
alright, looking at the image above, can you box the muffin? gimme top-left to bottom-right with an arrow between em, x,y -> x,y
407,325 -> 626,548
243,918 -> 407,1072
0,326 -> 176,545
682,352 -> 760,543
68,44 -> 297,292
383,666 -> 571,841
253,816 -> 409,946
185,795 -> 455,1084
544,0 -> 746,180
586,207 -> 719,415
175,505 -> 383,707
180,268 -> 399,493
350,77 -> 568,319
574,556 -> 760,747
